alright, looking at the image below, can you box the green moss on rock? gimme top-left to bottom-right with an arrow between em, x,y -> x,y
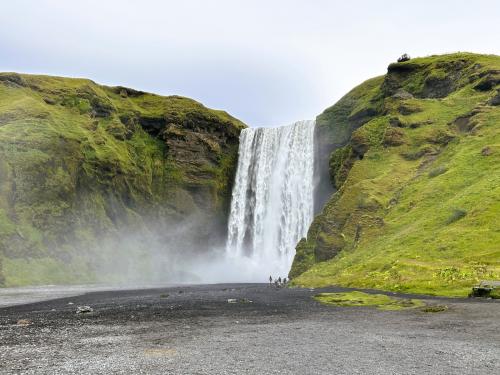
292,53 -> 500,297
314,291 -> 425,311
0,73 -> 245,286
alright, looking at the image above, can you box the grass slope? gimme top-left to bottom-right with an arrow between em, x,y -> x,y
292,53 -> 500,297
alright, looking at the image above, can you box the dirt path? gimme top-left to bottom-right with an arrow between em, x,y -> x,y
1,284 -> 499,374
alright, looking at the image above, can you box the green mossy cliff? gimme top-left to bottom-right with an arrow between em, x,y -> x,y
0,73 -> 245,286
291,53 -> 500,296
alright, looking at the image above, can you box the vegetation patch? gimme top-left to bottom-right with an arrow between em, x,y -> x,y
314,291 -> 425,311
0,72 -> 245,286
428,165 -> 448,178
292,53 -> 500,297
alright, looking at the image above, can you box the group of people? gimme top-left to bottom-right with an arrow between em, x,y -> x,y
269,275 -> 288,288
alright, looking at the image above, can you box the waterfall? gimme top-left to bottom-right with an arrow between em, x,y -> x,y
226,120 -> 315,279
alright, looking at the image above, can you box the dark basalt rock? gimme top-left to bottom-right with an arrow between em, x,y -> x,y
421,75 -> 455,98
383,128 -> 405,146
473,71 -> 500,91
138,115 -> 166,137
347,107 -> 379,130
392,89 -> 414,100
470,281 -> 500,298
350,131 -> 370,158
389,117 -> 404,127
111,86 -> 146,97
489,89 -> 500,106
451,108 -> 483,132
481,146 -> 493,156
0,73 -> 26,87
383,58 -> 477,99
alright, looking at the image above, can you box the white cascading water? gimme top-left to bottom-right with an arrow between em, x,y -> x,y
225,120 -> 315,279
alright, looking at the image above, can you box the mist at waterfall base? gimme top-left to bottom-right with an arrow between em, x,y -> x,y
184,120 -> 316,283
88,120 -> 316,285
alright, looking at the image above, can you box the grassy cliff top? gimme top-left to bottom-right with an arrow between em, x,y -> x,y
0,72 -> 245,131
293,52 -> 500,297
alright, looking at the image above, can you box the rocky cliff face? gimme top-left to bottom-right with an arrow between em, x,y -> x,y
292,53 -> 500,296
0,73 -> 245,286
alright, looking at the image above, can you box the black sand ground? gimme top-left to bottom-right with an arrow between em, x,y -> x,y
0,284 -> 499,374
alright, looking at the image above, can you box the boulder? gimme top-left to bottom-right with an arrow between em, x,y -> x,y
470,281 -> 500,298
76,305 -> 94,314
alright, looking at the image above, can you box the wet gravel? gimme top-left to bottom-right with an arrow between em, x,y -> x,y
0,284 -> 499,374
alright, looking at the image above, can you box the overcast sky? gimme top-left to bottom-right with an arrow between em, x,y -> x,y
1,0 -> 499,127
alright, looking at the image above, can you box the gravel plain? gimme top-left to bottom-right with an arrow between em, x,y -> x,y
0,283 -> 499,374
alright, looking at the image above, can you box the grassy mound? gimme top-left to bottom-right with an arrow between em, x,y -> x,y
292,53 -> 500,297
314,291 -> 425,310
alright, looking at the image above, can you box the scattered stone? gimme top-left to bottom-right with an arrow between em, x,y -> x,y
470,280 -> 500,298
226,298 -> 253,304
452,112 -> 480,133
389,117 -> 404,127
481,146 -> 493,156
392,89 -> 414,100
421,305 -> 448,313
43,97 -> 56,105
473,72 -> 500,91
143,348 -> 178,358
76,305 -> 94,314
16,319 -> 31,326
67,302 -> 74,305
112,86 -> 146,98
489,90 -> 500,106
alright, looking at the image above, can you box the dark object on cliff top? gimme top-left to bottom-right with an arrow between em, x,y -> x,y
469,281 -> 500,298
397,53 -> 411,63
